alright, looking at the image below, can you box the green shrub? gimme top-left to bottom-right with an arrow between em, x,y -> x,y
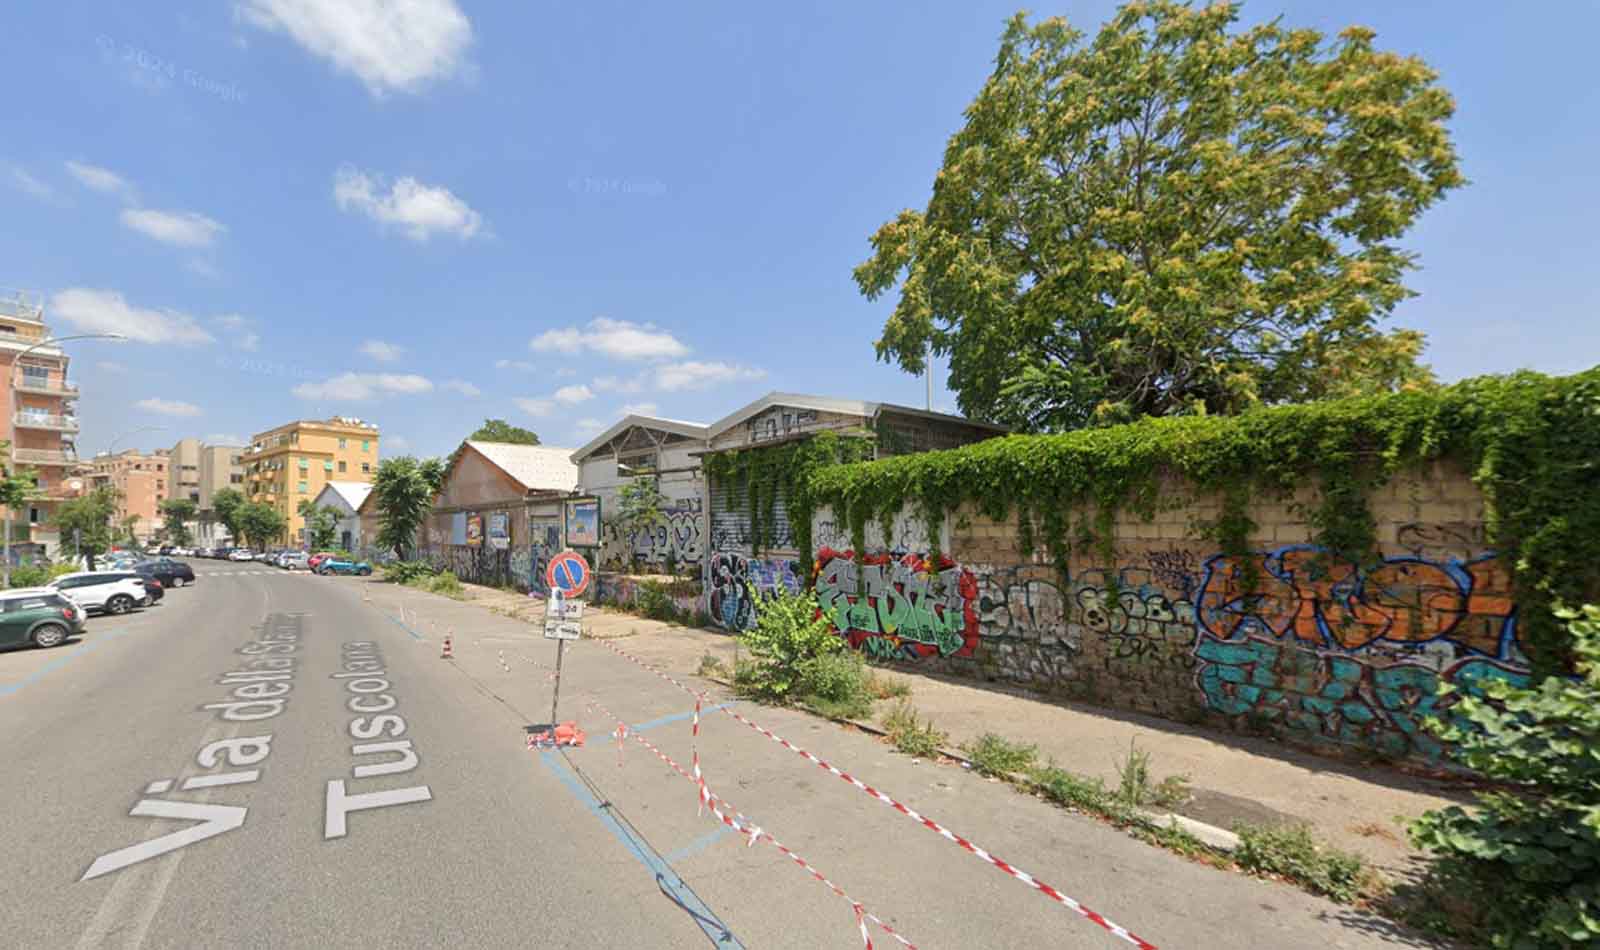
1234,823 -> 1368,904
735,589 -> 842,702
638,581 -> 676,621
1408,604 -> 1600,947
382,561 -> 435,584
962,733 -> 1038,777
798,650 -> 867,704
427,571 -> 464,597
1029,764 -> 1113,813
48,562 -> 76,580
881,700 -> 947,757
7,564 -> 48,588
864,670 -> 910,700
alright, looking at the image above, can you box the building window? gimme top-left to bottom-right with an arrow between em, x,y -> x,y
231,473 -> 243,484
323,460 -> 333,472
298,480 -> 308,493
28,507 -> 39,524
361,462 -> 370,474
298,458 -> 308,470
362,440 -> 370,452
338,438 -> 347,450
338,461 -> 347,473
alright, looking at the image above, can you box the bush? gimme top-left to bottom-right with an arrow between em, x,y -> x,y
382,561 -> 435,584
638,581 -> 677,622
1235,824 -> 1368,904
7,564 -> 48,588
962,733 -> 1038,777
735,589 -> 843,702
798,650 -> 867,704
427,571 -> 463,597
1029,764 -> 1113,813
881,700 -> 947,758
1408,604 -> 1600,947
864,670 -> 910,700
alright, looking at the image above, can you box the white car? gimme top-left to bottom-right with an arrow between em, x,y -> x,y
280,552 -> 309,570
47,571 -> 151,615
228,549 -> 256,562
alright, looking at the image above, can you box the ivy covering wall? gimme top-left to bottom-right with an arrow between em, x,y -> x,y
709,369 -> 1600,677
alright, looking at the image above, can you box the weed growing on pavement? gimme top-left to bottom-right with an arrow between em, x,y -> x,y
1233,823 -> 1371,904
1111,739 -> 1191,809
881,700 -> 947,757
962,733 -> 1039,777
426,571 -> 464,598
697,652 -> 728,679
735,589 -> 847,702
382,560 -> 434,584
801,691 -> 875,721
864,669 -> 910,700
1029,764 -> 1115,814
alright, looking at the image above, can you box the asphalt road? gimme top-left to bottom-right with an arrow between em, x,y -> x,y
0,562 -> 1433,949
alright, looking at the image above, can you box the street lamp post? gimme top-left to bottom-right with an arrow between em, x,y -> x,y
5,332 -> 126,584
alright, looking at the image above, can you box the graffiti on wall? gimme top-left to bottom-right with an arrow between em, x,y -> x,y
746,407 -> 817,444
1191,545 -> 1530,760
812,505 -> 936,556
528,520 -> 561,595
600,497 -> 705,572
814,548 -> 979,660
709,518 -> 797,554
708,552 -> 801,631
597,573 -> 703,615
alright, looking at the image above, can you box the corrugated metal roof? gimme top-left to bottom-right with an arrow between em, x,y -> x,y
465,441 -> 580,493
318,481 -> 373,512
569,414 -> 710,463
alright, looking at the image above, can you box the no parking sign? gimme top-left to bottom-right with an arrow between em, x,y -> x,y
545,551 -> 590,598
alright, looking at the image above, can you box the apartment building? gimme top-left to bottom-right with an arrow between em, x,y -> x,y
89,449 -> 170,543
0,290 -> 82,554
241,417 -> 379,545
170,438 -> 203,504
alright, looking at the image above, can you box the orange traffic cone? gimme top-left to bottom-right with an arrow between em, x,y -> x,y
440,633 -> 454,660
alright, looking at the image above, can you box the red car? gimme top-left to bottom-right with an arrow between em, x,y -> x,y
308,553 -> 337,571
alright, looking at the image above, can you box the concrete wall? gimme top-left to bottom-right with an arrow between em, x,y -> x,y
809,462 -> 1532,766
580,441 -> 706,574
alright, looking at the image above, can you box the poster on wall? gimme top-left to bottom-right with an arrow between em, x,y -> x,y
488,512 -> 509,550
564,498 -> 600,548
466,514 -> 483,547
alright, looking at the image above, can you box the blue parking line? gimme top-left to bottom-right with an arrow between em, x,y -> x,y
663,825 -> 733,865
630,702 -> 737,734
539,750 -> 743,948
383,612 -> 424,640
0,628 -> 130,698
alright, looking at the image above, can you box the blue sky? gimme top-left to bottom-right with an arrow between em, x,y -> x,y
2,1 -> 1596,459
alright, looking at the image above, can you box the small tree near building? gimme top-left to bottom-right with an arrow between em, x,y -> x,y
160,498 -> 197,547
237,502 -> 287,551
51,487 -> 117,568
613,476 -> 668,574
372,456 -> 447,560
211,488 -> 246,544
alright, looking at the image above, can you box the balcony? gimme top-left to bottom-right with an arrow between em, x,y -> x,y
13,412 -> 79,433
12,447 -> 78,466
0,331 -> 62,352
14,377 -> 78,397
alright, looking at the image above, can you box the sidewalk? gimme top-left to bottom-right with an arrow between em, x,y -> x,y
456,581 -> 1467,875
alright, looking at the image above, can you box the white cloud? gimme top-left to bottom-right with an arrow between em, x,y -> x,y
593,374 -> 644,394
292,372 -> 433,400
514,397 -> 552,417
359,339 -> 405,362
620,402 -> 659,416
494,358 -> 535,371
530,317 -> 688,361
50,288 -> 216,345
238,0 -> 473,96
97,360 -> 129,374
65,160 -> 130,196
443,379 -> 481,397
333,166 -> 483,241
553,384 -> 593,405
655,361 -> 766,392
573,418 -> 605,438
121,208 -> 225,248
8,165 -> 53,200
135,397 -> 202,417
205,433 -> 246,446
236,332 -> 261,352
386,435 -> 412,452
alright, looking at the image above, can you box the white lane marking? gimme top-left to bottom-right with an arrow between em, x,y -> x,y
74,720 -> 234,950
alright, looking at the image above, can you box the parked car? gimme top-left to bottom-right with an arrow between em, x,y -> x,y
143,577 -> 165,604
280,551 -> 309,570
135,558 -> 195,588
316,558 -> 372,576
47,572 -> 151,615
0,588 -> 86,649
307,552 -> 336,571
228,549 -> 256,562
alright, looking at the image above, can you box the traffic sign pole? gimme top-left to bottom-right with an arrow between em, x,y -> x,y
550,639 -> 566,725
541,551 -> 591,730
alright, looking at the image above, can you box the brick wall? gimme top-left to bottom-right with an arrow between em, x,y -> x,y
813,461 -> 1531,766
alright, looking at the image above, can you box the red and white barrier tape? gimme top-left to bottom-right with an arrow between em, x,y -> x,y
589,638 -> 1157,950
584,698 -> 915,950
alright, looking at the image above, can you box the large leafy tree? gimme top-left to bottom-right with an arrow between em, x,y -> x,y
160,498 -> 197,546
51,487 -> 118,567
855,2 -> 1461,430
211,487 -> 246,543
372,456 -> 447,559
237,502 -> 287,550
297,499 -> 340,551
469,419 -> 540,444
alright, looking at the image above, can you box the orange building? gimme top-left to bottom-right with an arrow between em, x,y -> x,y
0,291 -> 82,554
241,417 -> 380,545
88,450 -> 170,544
